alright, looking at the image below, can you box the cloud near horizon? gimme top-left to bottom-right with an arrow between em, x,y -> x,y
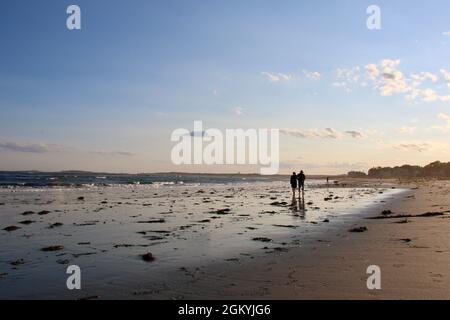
280,160 -> 367,171
280,128 -> 365,139
261,72 -> 292,83
0,142 -> 61,154
0,140 -> 135,157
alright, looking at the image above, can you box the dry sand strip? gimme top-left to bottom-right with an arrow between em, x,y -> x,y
165,180 -> 450,300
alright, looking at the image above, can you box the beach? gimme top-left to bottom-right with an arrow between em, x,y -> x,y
0,175 -> 449,300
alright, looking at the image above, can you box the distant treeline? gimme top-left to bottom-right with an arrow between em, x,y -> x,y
348,161 -> 450,179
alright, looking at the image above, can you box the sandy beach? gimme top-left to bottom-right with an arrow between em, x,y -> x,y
1,176 -> 448,299
169,179 -> 450,300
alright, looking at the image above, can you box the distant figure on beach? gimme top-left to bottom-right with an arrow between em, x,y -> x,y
290,172 -> 298,196
297,170 -> 305,193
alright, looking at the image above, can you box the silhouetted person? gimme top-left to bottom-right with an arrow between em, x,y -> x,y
297,170 -> 305,193
290,172 -> 298,197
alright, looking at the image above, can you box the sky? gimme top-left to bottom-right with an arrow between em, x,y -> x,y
1,0 -> 450,174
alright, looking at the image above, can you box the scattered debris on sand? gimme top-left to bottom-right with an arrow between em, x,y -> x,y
3,225 -> 21,232
369,211 -> 449,220
137,218 -> 166,224
10,259 -> 25,266
141,252 -> 155,262
272,224 -> 297,229
49,223 -> 63,229
349,226 -> 368,233
213,208 -> 232,215
113,244 -> 150,248
270,201 -> 288,207
252,237 -> 272,242
41,245 -> 64,252
19,220 -> 34,225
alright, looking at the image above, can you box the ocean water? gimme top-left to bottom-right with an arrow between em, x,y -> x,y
0,171 -> 287,188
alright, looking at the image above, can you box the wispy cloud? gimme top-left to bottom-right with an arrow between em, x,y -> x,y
0,140 -> 135,157
345,130 -> 365,138
398,126 -> 417,134
261,72 -> 292,83
281,128 -> 366,140
280,161 -> 367,170
442,31 -> 450,36
0,142 -> 61,153
392,142 -> 431,152
88,150 -> 135,157
232,106 -> 244,116
431,112 -> 450,132
303,70 -> 321,80
280,128 -> 342,139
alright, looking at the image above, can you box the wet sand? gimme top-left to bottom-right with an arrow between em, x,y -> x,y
170,180 -> 450,300
1,179 -> 447,299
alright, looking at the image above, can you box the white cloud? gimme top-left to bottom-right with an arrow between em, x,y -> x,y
398,126 -> 417,134
280,161 -> 367,170
332,81 -> 352,92
261,72 -> 292,82
232,107 -> 244,116
89,150 -> 135,157
442,31 -> 450,36
281,128 -> 367,140
392,142 -> 430,152
280,128 -> 342,139
365,64 -> 379,80
440,69 -> 450,81
411,72 -> 438,83
0,142 -> 59,153
380,59 -> 401,68
0,140 -> 135,157
338,59 -> 450,103
431,112 -> 450,132
336,66 -> 360,83
303,70 -> 321,80
345,130 -> 365,138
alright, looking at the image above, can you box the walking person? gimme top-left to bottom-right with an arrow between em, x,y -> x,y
297,170 -> 306,194
290,172 -> 298,197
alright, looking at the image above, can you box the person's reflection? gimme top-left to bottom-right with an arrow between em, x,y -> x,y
298,195 -> 306,219
291,195 -> 306,220
291,194 -> 298,213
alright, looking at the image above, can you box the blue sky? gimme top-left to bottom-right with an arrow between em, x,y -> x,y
1,0 -> 450,174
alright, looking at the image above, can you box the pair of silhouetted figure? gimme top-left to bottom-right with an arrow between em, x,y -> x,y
290,171 -> 305,197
